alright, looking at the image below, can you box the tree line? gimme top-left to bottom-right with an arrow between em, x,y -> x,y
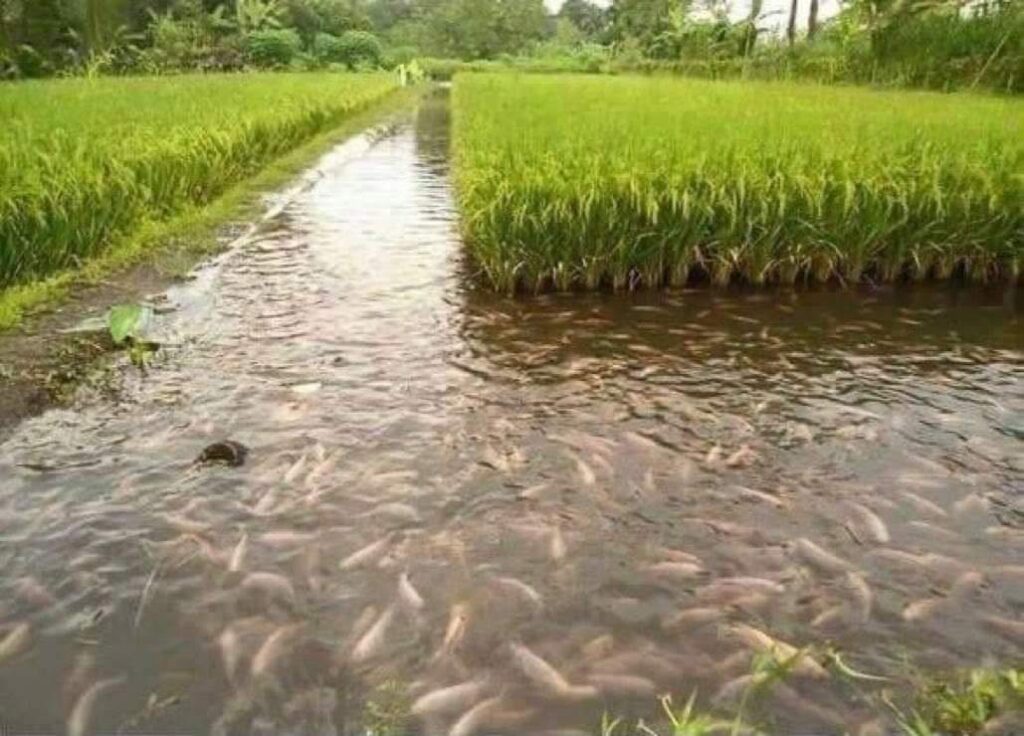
0,0 -> 1020,90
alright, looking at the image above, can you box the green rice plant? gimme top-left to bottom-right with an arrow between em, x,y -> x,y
452,74 -> 1024,293
0,72 -> 397,288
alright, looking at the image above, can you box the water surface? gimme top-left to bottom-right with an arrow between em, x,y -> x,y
0,91 -> 1021,735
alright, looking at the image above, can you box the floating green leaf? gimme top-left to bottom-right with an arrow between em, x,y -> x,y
107,304 -> 152,346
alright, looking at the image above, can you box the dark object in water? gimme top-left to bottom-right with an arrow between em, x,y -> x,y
196,440 -> 248,467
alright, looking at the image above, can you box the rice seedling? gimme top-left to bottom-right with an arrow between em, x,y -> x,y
452,74 -> 1024,293
0,73 -> 397,288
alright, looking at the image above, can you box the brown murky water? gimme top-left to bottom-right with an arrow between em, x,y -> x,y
1,91 -> 1022,735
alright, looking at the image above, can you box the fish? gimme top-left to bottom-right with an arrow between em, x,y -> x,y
494,576 -> 543,610
902,597 -> 942,622
580,634 -> 615,661
953,493 -> 989,518
725,445 -> 758,467
364,502 -> 421,525
352,606 -> 395,663
252,624 -> 302,677
567,452 -> 596,486
549,527 -> 567,562
450,695 -> 503,736
13,576 -> 56,608
847,572 -> 873,623
68,677 -> 123,736
811,605 -> 847,630
252,488 -> 279,516
724,624 -> 827,678
704,444 -> 723,466
901,492 -> 947,519
849,502 -> 890,544
794,538 -> 853,575
587,673 -> 657,697
398,572 -> 425,612
339,535 -> 392,571
218,626 -> 243,685
661,606 -> 725,630
713,673 -> 765,705
510,642 -> 597,700
241,572 -> 296,605
981,615 -> 1024,644
439,602 -> 470,657
260,530 -> 317,548
228,532 -> 248,573
734,485 -> 786,508
0,622 -> 31,665
283,453 -> 308,484
410,679 -> 488,717
645,561 -> 704,580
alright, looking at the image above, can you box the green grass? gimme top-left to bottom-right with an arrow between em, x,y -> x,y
0,72 -> 398,290
452,74 -> 1024,293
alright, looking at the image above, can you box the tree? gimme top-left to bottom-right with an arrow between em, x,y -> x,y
786,0 -> 798,45
609,0 -> 673,47
807,0 -> 819,39
559,0 -> 606,38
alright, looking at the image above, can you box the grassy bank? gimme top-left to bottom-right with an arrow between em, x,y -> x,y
452,74 -> 1024,293
0,73 -> 398,292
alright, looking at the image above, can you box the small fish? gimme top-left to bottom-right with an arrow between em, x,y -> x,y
229,532 -> 248,573
410,679 -> 488,717
339,535 -> 392,570
567,452 -> 596,486
849,502 -> 890,544
440,602 -> 470,657
794,538 -> 853,575
713,673 -> 765,705
725,624 -> 827,678
290,382 -> 322,395
902,597 -> 942,622
398,572 -> 425,612
352,606 -> 395,663
260,530 -> 316,547
240,572 -> 296,605
0,622 -> 31,665
450,695 -> 503,736
517,483 -> 552,501
811,604 -> 847,629
510,642 -> 597,700
953,493 -> 990,518
252,488 -> 279,516
580,634 -> 615,661
283,453 -> 308,485
662,606 -> 725,630
218,626 -> 242,685
587,673 -> 657,697
725,445 -> 758,467
549,527 -> 567,562
846,572 -> 873,623
364,502 -> 421,525
704,444 -> 723,466
68,677 -> 123,736
981,615 -> 1024,644
494,576 -> 543,609
901,492 -> 947,519
645,561 -> 704,580
252,624 -> 301,677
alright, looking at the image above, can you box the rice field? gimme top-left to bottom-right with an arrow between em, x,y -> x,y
452,74 -> 1024,293
0,73 -> 397,288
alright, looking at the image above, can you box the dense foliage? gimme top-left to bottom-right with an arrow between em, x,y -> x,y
0,0 -> 1019,92
453,74 -> 1024,293
0,73 -> 396,286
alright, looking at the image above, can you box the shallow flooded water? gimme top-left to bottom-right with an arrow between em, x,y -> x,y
0,91 -> 1022,735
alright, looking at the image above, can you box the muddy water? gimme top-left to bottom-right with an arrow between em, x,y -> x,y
1,91 -> 1022,735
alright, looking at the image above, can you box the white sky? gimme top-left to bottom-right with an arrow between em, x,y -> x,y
546,0 -> 843,33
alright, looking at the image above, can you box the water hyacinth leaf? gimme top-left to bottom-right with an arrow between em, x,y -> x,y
107,304 -> 153,346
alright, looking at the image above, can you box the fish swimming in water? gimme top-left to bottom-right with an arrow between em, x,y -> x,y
410,679 -> 489,717
352,606 -> 395,663
68,677 -> 124,736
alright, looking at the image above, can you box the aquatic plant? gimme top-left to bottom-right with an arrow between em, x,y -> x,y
452,74 -> 1024,293
0,73 -> 398,288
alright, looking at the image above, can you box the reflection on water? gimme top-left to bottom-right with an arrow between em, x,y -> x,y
0,91 -> 1021,735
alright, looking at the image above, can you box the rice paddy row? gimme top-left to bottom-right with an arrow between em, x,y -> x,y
0,73 -> 398,288
452,74 -> 1024,293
